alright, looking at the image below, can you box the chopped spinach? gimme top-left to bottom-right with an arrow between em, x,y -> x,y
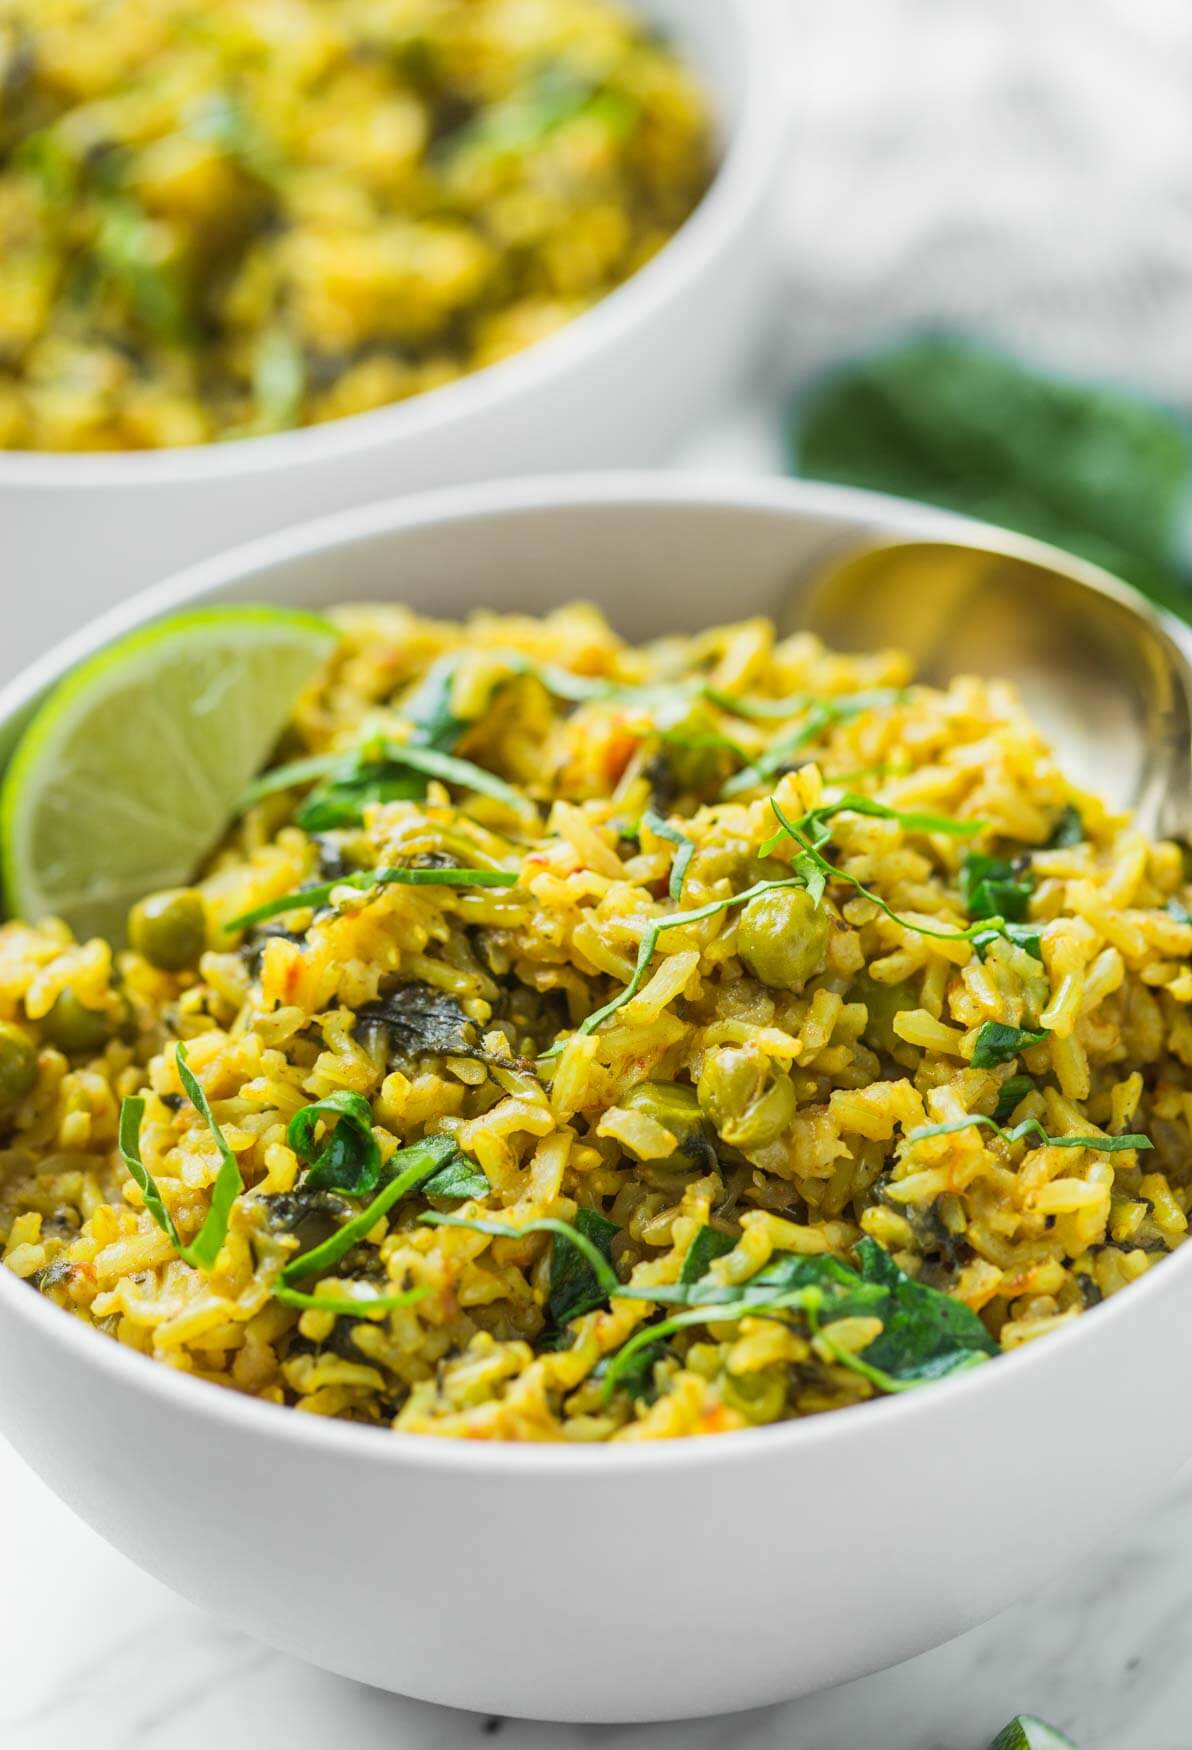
1044,805 -> 1085,849
971,1021 -> 1049,1069
354,983 -> 475,1061
549,1207 -> 620,1326
273,1281 -> 427,1318
226,863 -> 518,933
288,1091 -> 380,1196
838,1237 -> 997,1388
971,920 -> 1044,962
398,654 -> 467,750
962,851 -> 1034,922
679,1224 -> 735,1284
537,871 -> 817,1060
422,1154 -> 490,1202
992,1074 -> 1035,1123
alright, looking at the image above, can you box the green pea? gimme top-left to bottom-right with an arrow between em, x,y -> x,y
697,1046 -> 796,1150
42,989 -> 118,1055
722,1364 -> 788,1426
736,887 -> 830,993
622,1080 -> 714,1172
0,1021 -> 38,1109
129,887 -> 208,971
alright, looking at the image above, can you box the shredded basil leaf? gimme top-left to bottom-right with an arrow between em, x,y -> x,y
280,1134 -> 458,1282
117,1043 -> 244,1271
642,807 -> 696,901
273,1281 -> 427,1318
908,1114 -> 1151,1153
971,920 -> 1044,962
766,800 -> 996,944
288,1091 -> 380,1196
537,873 -> 815,1061
226,864 -> 518,933
971,1021 -> 1049,1069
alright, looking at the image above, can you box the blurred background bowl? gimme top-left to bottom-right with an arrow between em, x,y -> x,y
0,0 -> 792,677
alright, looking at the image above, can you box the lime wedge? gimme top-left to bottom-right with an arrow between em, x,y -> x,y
1,606 -> 337,942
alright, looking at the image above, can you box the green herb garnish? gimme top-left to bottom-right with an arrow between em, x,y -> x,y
421,1154 -> 490,1202
238,738 -> 529,823
679,1224 -> 736,1283
962,851 -> 1034,922
421,1212 -> 623,1302
908,1115 -> 1151,1154
971,920 -> 1044,962
1044,805 -> 1085,849
537,873 -> 815,1060
971,1021 -> 1049,1069
288,1091 -> 380,1196
992,1074 -> 1035,1122
117,1043 -> 244,1271
226,864 -> 518,933
642,808 -> 696,901
549,1207 -> 620,1325
273,1281 -> 428,1318
280,1134 -> 458,1283
765,800 -> 996,944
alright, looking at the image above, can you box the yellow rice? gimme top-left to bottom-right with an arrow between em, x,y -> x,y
0,0 -> 711,449
3,601 -> 1191,1441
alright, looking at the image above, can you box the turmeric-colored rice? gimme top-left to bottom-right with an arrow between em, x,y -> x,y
0,0 -> 711,449
3,602 -> 1191,1441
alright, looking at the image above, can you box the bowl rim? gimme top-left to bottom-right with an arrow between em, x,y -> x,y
0,0 -> 785,489
3,468 -> 1191,1476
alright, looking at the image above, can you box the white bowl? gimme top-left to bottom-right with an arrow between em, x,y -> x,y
4,476 -> 1191,1725
0,0 -> 791,679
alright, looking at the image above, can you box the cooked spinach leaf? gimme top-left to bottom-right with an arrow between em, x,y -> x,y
549,1207 -> 620,1325
354,983 -> 475,1061
993,1074 -> 1035,1123
226,863 -> 517,933
679,1224 -> 736,1284
971,920 -> 1044,962
117,1043 -> 244,1271
1044,805 -> 1085,849
766,800 -> 995,944
422,1154 -> 490,1201
962,851 -> 1034,922
834,1237 -> 998,1388
971,1021 -> 1049,1069
400,654 -> 466,750
288,1091 -> 380,1196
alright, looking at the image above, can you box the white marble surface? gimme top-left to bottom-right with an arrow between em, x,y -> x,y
4,1423 -> 1192,1750
10,2 -> 1192,1742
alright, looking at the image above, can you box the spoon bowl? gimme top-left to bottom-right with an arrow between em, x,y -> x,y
795,530 -> 1192,841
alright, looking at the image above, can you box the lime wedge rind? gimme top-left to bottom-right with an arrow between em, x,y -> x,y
1,606 -> 337,943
